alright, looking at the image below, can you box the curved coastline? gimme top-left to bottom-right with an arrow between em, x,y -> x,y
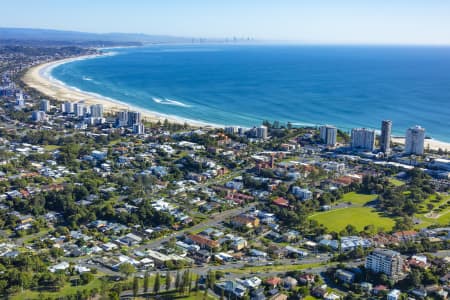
23,54 -> 219,128
22,53 -> 449,151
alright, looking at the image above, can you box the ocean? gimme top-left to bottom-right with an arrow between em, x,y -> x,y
51,44 -> 450,142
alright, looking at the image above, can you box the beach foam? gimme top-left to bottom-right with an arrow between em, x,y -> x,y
152,97 -> 192,108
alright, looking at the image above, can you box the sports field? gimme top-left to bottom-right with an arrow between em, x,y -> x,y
310,192 -> 394,232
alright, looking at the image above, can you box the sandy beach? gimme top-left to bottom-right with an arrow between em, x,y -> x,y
22,55 -> 215,127
392,137 -> 450,152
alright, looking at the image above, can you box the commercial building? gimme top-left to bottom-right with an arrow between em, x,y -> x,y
365,248 -> 403,278
319,125 -> 337,146
380,120 -> 392,154
405,125 -> 425,155
40,99 -> 50,112
351,128 -> 376,151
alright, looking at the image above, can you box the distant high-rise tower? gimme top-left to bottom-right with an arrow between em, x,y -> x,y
127,111 -> 142,126
32,111 -> 46,122
40,99 -> 50,112
117,111 -> 129,127
380,120 -> 392,154
319,125 -> 337,146
73,102 -> 85,117
16,92 -> 25,107
90,104 -> 104,118
62,101 -> 73,114
256,125 -> 268,139
405,125 -> 425,155
133,123 -> 145,135
351,128 -> 376,151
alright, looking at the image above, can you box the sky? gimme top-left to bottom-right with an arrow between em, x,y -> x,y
2,0 -> 450,45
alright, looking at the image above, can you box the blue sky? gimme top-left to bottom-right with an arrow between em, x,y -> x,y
2,0 -> 450,45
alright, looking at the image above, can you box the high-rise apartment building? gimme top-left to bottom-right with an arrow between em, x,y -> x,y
90,104 -> 104,118
40,99 -> 50,112
380,120 -> 392,154
405,125 -> 425,155
319,125 -> 337,146
351,128 -> 376,151
365,248 -> 403,278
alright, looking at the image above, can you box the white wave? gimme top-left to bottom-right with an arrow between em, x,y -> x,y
152,97 -> 191,108
82,76 -> 93,81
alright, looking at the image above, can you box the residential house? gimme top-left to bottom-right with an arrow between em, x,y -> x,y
187,234 -> 219,250
232,214 -> 260,229
335,269 -> 355,284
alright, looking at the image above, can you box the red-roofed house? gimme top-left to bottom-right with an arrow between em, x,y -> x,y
187,234 -> 219,250
265,277 -> 282,288
273,197 -> 289,208
393,230 -> 418,242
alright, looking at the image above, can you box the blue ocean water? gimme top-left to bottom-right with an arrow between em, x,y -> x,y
52,44 -> 450,141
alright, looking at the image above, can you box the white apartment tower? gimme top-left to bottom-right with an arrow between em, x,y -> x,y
62,101 -> 73,114
90,104 -> 104,118
405,125 -> 425,155
365,248 -> 403,278
73,102 -> 86,117
351,128 -> 376,151
319,125 -> 337,146
256,125 -> 268,139
40,99 -> 50,112
117,111 -> 128,127
16,92 -> 25,107
32,111 -> 46,122
133,123 -> 145,135
127,111 -> 142,126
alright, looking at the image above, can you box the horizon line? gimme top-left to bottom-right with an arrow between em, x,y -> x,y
2,26 -> 450,47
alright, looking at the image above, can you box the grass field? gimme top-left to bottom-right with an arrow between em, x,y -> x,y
310,206 -> 395,232
337,192 -> 377,205
310,192 -> 394,232
389,177 -> 406,187
415,194 -> 450,228
12,276 -> 103,300
44,145 -> 60,151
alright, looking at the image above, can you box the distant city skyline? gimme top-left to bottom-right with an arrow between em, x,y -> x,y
1,0 -> 450,45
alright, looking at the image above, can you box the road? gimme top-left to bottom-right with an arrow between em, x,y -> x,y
134,202 -> 257,252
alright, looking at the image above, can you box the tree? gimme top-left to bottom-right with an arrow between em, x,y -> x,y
80,272 -> 94,285
143,271 -> 149,293
133,276 -> 139,298
195,274 -> 199,292
153,272 -> 161,294
175,270 -> 181,291
207,270 -> 215,289
118,263 -> 136,279
165,271 -> 171,291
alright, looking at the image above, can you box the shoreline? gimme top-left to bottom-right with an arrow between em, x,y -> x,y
22,53 -> 218,128
22,53 -> 450,151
